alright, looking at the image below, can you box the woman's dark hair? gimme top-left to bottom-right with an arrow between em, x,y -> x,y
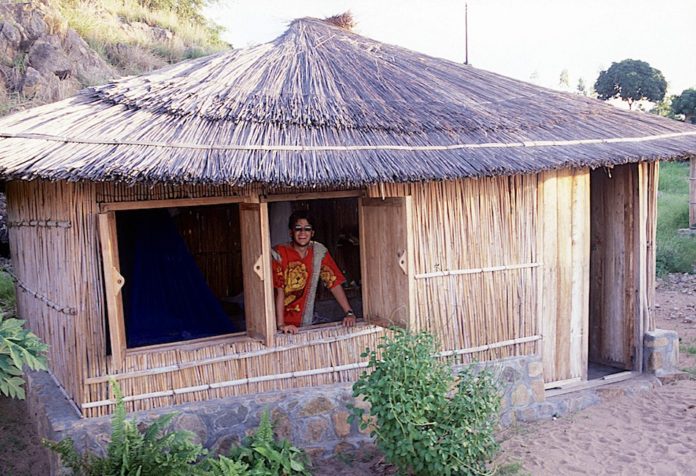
288,210 -> 313,229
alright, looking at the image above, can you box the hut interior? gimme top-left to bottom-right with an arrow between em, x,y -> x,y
269,197 -> 362,323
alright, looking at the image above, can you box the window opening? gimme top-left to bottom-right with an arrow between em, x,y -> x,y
269,198 -> 362,325
115,204 -> 244,348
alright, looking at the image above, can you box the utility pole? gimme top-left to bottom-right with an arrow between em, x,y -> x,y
464,2 -> 469,65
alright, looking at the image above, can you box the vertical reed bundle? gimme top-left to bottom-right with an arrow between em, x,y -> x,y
370,177 -> 539,363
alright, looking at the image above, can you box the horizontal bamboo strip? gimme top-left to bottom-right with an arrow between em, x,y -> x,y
83,361 -> 370,409
82,335 -> 537,409
7,219 -> 72,228
415,262 -> 542,279
86,326 -> 383,384
436,335 -> 541,357
3,131 -> 696,152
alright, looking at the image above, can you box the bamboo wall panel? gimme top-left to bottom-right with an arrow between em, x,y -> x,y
85,325 -> 387,417
539,170 -> 590,383
589,165 -> 637,369
6,180 -> 101,406
369,178 -> 539,363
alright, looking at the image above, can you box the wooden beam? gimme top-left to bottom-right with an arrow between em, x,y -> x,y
261,190 -> 363,203
99,194 -> 256,212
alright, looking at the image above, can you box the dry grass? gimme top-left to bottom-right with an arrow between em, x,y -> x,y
57,0 -> 227,72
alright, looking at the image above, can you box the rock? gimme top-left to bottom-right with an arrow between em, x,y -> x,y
20,66 -> 45,97
304,417 -> 329,443
172,413 -> 208,446
332,410 -> 351,438
271,408 -> 291,439
528,361 -> 544,378
0,20 -> 21,44
28,38 -> 72,77
511,384 -> 530,407
300,396 -> 334,416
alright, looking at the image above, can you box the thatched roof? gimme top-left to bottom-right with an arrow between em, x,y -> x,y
0,16 -> 695,187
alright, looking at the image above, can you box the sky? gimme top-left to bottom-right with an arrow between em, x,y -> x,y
204,0 -> 696,97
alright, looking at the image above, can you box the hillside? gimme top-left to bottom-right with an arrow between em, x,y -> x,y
0,0 -> 228,115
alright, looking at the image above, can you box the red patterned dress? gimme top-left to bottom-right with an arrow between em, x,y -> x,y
271,242 -> 345,327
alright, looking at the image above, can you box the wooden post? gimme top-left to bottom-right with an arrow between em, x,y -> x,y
690,157 -> 696,229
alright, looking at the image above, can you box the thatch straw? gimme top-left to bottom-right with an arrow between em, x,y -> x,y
0,16 -> 693,186
323,12 -> 355,30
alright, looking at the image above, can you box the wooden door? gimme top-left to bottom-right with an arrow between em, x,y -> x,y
539,170 -> 590,384
589,165 -> 638,370
240,203 -> 275,345
359,197 -> 415,329
97,212 -> 127,370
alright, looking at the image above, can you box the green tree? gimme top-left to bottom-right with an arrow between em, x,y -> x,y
671,88 -> 696,124
594,59 -> 667,109
576,77 -> 587,96
559,69 -> 570,89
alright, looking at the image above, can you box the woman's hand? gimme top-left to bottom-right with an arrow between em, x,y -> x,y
342,315 -> 356,327
278,324 -> 299,334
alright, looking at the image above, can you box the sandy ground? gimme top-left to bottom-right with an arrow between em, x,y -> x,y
495,274 -> 696,476
1,275 -> 695,475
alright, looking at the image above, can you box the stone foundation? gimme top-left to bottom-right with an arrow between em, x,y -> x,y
643,329 -> 679,376
28,354 -> 544,473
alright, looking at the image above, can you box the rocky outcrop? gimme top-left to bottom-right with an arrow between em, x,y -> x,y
0,2 -> 115,104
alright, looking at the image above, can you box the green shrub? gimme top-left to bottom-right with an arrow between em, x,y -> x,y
45,382 -> 206,475
351,329 -> 501,476
227,409 -> 311,476
0,314 -> 48,399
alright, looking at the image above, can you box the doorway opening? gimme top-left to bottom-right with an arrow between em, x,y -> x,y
588,164 -> 639,379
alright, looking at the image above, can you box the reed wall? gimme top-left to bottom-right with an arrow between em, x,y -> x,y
6,180 -> 101,407
368,176 -> 540,363
7,167 -> 658,416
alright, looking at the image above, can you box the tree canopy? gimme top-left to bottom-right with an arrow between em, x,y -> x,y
671,88 -> 696,124
594,59 -> 667,109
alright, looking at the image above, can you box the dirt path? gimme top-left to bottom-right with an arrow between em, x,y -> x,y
0,396 -> 50,475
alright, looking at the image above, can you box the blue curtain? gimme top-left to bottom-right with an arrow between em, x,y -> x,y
118,209 -> 238,347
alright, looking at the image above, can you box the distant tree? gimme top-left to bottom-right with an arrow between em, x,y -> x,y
529,70 -> 539,83
650,95 -> 674,118
594,59 -> 667,110
671,88 -> 696,124
576,77 -> 587,96
559,69 -> 570,89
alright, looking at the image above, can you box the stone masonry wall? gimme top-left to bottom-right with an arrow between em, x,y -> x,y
27,354 -> 545,473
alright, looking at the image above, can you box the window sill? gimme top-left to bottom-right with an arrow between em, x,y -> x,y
124,331 -> 252,355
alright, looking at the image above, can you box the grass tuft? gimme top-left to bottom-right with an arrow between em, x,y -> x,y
656,161 -> 696,275
0,271 -> 16,316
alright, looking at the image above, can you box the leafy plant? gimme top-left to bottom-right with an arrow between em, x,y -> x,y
45,381 -> 206,475
197,455 -> 250,475
351,329 -> 501,476
0,314 -> 48,399
227,410 -> 311,476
